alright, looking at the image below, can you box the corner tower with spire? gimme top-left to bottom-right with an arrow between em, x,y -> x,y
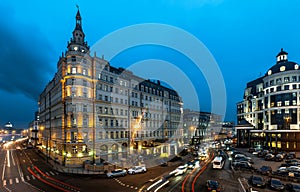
67,7 -> 89,53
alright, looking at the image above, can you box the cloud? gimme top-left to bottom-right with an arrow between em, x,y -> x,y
0,4 -> 56,101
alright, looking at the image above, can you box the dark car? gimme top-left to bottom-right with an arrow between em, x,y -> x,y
206,180 -> 221,192
250,175 -> 266,188
248,148 -> 255,153
258,150 -> 269,157
286,183 -> 300,192
258,165 -> 272,175
265,153 -> 275,161
269,178 -> 284,191
286,152 -> 296,159
233,161 -> 254,170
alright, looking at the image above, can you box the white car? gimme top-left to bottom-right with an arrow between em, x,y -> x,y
170,165 -> 188,176
106,169 -> 127,178
127,166 -> 147,174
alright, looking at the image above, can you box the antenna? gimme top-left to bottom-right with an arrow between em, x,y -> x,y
76,4 -> 79,10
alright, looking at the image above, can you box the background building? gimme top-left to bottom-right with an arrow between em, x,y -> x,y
237,49 -> 300,151
37,10 -> 183,167
182,109 -> 222,144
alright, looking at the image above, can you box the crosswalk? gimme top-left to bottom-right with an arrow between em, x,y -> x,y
2,171 -> 58,186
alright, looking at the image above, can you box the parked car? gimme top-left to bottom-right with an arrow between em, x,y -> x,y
206,180 -> 221,192
258,150 -> 269,157
275,154 -> 284,162
233,156 -> 254,164
127,166 -> 147,174
269,178 -> 284,191
232,161 -> 254,170
287,166 -> 300,173
285,183 -> 300,192
286,152 -> 296,159
170,165 -> 188,176
257,165 -> 272,175
248,148 -> 255,153
265,153 -> 275,161
250,175 -> 266,188
106,169 -> 127,178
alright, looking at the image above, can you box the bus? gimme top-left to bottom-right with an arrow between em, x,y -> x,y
212,156 -> 225,169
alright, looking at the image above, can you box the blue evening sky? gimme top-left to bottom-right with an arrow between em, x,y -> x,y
1,0 -> 300,128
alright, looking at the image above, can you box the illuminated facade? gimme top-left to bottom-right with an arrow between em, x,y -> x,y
38,10 -> 183,166
237,49 -> 300,151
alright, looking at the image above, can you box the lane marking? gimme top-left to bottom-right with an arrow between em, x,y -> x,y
15,177 -> 19,184
26,175 -> 30,180
3,180 -> 6,186
9,178 -> 12,185
21,176 -> 25,182
7,150 -> 10,168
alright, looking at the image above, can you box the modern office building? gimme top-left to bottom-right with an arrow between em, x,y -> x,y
37,10 -> 183,167
237,49 -> 300,151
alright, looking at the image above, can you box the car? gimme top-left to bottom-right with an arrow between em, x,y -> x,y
257,165 -> 272,175
106,169 -> 127,178
264,153 -> 275,161
269,178 -> 284,191
287,166 -> 300,173
170,165 -> 188,176
250,175 -> 266,188
232,161 -> 254,170
285,183 -> 300,192
248,148 -> 255,153
258,150 -> 269,157
274,154 -> 284,162
127,166 -> 146,174
287,152 -> 296,159
187,159 -> 200,169
233,156 -> 253,164
206,180 -> 221,192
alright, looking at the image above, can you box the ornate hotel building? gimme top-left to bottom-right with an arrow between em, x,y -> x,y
237,49 -> 300,151
38,10 -> 183,166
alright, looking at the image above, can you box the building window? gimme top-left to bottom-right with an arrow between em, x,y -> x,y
277,109 -> 281,114
285,101 -> 290,106
110,120 -> 114,127
276,78 -> 282,84
277,101 -> 282,106
292,76 -> 297,82
284,77 -> 290,82
277,86 -> 281,91
284,85 -> 289,90
293,100 -> 297,105
270,80 -> 274,86
72,67 -> 77,74
83,69 -> 86,75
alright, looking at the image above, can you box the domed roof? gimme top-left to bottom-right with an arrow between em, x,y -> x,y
265,49 -> 299,76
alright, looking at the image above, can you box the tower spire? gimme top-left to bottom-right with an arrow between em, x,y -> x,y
67,7 -> 89,52
75,6 -> 82,31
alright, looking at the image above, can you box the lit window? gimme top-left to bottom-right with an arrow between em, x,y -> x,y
285,101 -> 290,106
277,101 -> 282,106
83,69 -> 86,75
72,67 -> 77,74
280,66 -> 286,72
295,64 -> 299,70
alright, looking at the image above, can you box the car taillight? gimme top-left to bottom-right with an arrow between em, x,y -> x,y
217,188 -> 221,191
208,188 -> 211,190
